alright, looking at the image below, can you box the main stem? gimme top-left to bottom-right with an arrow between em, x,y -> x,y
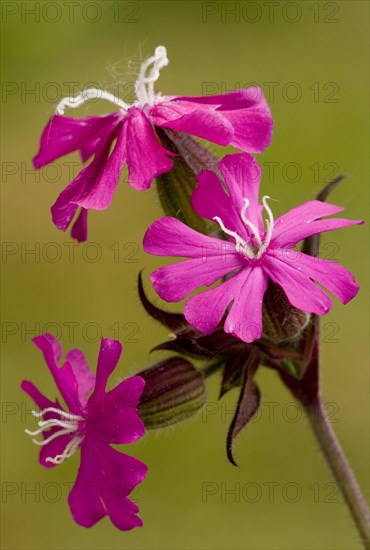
305,397 -> 370,548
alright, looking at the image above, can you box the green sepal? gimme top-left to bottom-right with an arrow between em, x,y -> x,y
155,128 -> 217,234
262,279 -> 310,344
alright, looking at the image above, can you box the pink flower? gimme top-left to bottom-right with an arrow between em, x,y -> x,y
33,46 -> 273,241
21,334 -> 147,530
144,153 -> 362,344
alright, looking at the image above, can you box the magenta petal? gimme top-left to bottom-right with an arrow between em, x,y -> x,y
70,208 -> 88,242
105,496 -> 144,531
158,88 -> 273,153
89,339 -> 122,404
75,125 -> 126,210
150,254 -> 245,302
126,108 -> 173,190
273,216 -> 363,248
223,109 -> 274,153
274,249 -> 360,304
92,441 -> 147,531
39,433 -> 74,469
143,216 -> 231,258
51,185 -> 80,235
219,153 -> 263,233
88,406 -> 145,445
69,441 -> 147,531
184,270 -> 247,333
94,441 -> 148,496
21,380 -> 57,411
263,252 -> 333,315
33,113 -> 121,169
224,266 -> 268,343
174,87 -> 270,110
68,444 -> 107,528
80,138 -> 102,163
193,170 -> 249,241
272,200 -> 345,246
50,130 -> 117,233
32,334 -> 82,413
65,348 -> 95,407
21,380 -> 71,469
78,114 -> 123,163
33,332 -> 62,362
152,100 -> 233,145
104,376 -> 145,410
89,376 -> 145,445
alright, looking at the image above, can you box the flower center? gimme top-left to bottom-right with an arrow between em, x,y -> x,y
56,46 -> 169,115
25,407 -> 85,465
213,195 -> 275,260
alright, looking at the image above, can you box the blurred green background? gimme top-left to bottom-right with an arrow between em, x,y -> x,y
1,1 -> 369,548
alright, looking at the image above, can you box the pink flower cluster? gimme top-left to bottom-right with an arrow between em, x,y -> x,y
26,45 -> 362,533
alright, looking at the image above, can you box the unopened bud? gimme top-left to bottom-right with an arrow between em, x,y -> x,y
138,356 -> 206,429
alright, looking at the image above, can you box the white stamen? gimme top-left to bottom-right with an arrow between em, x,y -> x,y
56,46 -> 169,115
214,195 -> 276,261
213,216 -> 244,249
256,195 -> 275,258
25,419 -> 76,436
213,216 -> 255,259
241,199 -> 262,247
31,407 -> 81,420
135,45 -> 169,106
25,426 -> 47,437
25,407 -> 84,464
29,428 -> 76,446
45,436 -> 85,465
56,89 -> 128,115
37,418 -> 78,429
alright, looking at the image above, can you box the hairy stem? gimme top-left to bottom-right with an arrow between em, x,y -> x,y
305,397 -> 370,548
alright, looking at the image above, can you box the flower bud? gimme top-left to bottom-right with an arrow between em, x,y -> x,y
155,128 -> 217,233
137,356 -> 206,429
262,280 -> 310,343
